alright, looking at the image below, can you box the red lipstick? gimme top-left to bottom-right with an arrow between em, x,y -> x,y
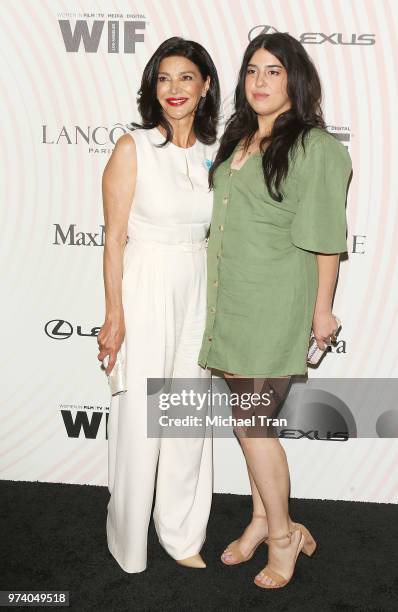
166,97 -> 188,106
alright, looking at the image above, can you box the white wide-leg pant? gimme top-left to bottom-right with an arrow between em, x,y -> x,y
106,234 -> 213,573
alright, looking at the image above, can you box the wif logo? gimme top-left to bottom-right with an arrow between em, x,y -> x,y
61,407 -> 109,439
58,19 -> 146,53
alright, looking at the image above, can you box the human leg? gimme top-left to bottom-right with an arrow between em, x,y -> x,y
220,374 -> 315,586
107,246 -> 170,573
153,249 -> 213,566
107,376 -> 161,573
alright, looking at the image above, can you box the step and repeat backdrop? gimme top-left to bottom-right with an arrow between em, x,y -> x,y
1,0 -> 397,503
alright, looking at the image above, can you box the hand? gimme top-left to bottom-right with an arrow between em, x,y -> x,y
311,311 -> 340,351
97,313 -> 125,375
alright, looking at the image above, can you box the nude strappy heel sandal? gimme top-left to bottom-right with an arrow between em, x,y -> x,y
220,514 -> 268,566
293,522 -> 317,557
254,525 -> 316,589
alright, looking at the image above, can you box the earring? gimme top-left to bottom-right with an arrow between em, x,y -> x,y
198,94 -> 206,109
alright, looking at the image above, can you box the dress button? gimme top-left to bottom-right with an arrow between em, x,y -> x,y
208,336 -> 212,342
219,225 -> 224,231
213,280 -> 219,287
223,197 -> 228,204
210,307 -> 216,313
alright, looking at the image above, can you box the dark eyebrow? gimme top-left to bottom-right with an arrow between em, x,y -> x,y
247,63 -> 283,69
158,71 -> 196,75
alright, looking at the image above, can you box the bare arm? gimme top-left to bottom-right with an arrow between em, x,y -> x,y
312,253 -> 341,350
97,133 -> 136,373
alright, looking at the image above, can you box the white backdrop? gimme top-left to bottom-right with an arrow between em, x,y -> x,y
1,0 -> 397,503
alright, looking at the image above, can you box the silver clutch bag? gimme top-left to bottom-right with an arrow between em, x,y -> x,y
307,316 -> 341,365
102,341 -> 127,396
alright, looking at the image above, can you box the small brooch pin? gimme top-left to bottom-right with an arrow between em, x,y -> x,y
203,158 -> 213,170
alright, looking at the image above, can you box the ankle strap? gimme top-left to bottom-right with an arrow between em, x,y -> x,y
265,530 -> 293,542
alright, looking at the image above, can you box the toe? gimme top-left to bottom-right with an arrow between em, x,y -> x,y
255,571 -> 274,586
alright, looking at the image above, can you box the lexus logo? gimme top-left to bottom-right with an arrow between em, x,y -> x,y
45,320 -> 73,340
248,25 -> 375,45
45,320 -> 100,339
249,25 -> 279,38
278,388 -> 357,441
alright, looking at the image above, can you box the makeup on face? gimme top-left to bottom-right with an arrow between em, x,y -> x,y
244,49 -> 291,120
156,56 -> 208,118
164,96 -> 189,107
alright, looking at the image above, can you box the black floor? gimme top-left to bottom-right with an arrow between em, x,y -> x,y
1,480 -> 397,611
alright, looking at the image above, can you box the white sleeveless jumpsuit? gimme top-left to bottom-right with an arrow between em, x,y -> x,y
106,127 -> 217,573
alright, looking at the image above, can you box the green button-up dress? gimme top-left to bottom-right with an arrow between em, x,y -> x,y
198,128 -> 352,377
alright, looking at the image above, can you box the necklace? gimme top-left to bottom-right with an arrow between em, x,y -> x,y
239,134 -> 266,156
235,144 -> 259,162
231,134 -> 268,169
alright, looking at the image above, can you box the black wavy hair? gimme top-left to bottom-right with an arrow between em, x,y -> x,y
130,36 -> 220,145
209,32 -> 326,200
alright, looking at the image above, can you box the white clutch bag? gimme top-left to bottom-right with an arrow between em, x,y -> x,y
102,341 -> 127,396
307,316 -> 341,366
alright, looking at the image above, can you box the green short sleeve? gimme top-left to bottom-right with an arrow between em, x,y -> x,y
290,132 -> 352,253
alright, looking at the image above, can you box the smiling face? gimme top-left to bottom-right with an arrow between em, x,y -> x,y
156,55 -> 210,122
244,48 -> 291,124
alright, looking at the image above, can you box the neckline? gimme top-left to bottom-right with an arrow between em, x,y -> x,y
154,126 -> 197,150
229,147 -> 261,173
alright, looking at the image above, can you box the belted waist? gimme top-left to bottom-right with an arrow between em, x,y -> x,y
127,218 -> 208,249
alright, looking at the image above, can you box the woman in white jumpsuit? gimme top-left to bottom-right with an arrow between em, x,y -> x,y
97,37 -> 220,573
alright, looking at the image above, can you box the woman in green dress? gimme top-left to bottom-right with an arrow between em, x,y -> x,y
198,32 -> 352,588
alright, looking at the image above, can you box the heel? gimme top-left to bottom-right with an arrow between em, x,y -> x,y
295,523 -> 317,557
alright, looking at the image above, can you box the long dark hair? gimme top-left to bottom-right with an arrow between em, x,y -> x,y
209,32 -> 325,200
130,36 -> 220,145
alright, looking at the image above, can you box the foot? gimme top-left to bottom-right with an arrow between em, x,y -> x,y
221,515 -> 298,564
176,553 -> 206,569
254,529 -> 304,588
221,515 -> 269,564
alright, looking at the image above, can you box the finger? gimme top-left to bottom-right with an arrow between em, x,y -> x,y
106,356 -> 117,375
